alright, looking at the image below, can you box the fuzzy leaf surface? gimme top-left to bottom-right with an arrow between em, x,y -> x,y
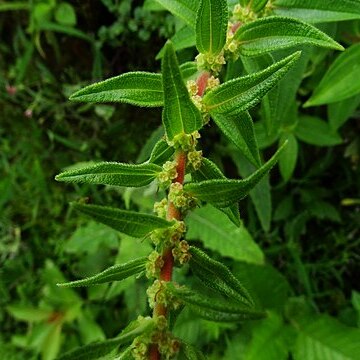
251,0 -> 269,12
203,51 -> 301,116
153,0 -> 197,27
162,42 -> 203,140
196,0 -> 228,55
72,203 -> 173,238
168,284 -> 265,322
273,0 -> 360,23
185,143 -> 285,207
57,257 -> 147,287
234,16 -> 343,56
186,205 -> 264,264
211,111 -> 261,167
189,246 -> 255,306
69,72 -> 163,106
55,162 -> 162,187
305,43 -> 360,106
148,139 -> 175,165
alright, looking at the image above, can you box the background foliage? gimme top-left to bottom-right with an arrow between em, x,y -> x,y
0,0 -> 359,359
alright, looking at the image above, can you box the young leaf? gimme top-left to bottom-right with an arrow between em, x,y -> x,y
57,257 -> 147,287
162,41 -> 203,140
167,284 -> 265,322
305,43 -> 360,106
189,246 -> 255,307
192,158 -> 241,227
186,205 -> 264,264
196,0 -> 228,55
211,111 -> 261,167
148,139 -> 175,165
153,0 -> 198,27
203,51 -> 301,116
72,203 -> 173,238
234,16 -> 343,57
273,0 -> 360,23
295,116 -> 342,146
279,133 -> 298,182
55,162 -> 162,187
69,72 -> 163,106
57,317 -> 154,360
185,143 -> 286,207
7,306 -> 52,322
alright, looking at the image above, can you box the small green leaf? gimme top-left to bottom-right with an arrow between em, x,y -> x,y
279,133 -> 298,182
55,162 -> 162,187
192,158 -> 241,227
153,0 -> 197,27
57,317 -> 154,360
203,51 -> 301,116
72,203 -> 173,238
211,111 -> 261,167
42,322 -> 62,360
69,72 -> 163,106
55,2 -> 77,26
57,257 -> 147,287
168,284 -> 265,322
185,143 -> 286,207
189,246 -> 255,307
7,306 -> 52,322
148,139 -> 175,165
251,0 -> 269,12
162,41 -> 203,140
196,0 -> 228,55
186,205 -> 264,264
273,0 -> 360,23
305,43 -> 360,106
294,116 -> 342,146
328,94 -> 360,131
234,16 -> 343,57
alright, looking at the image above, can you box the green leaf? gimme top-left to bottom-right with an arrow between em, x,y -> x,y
36,22 -> 92,42
273,0 -> 360,23
189,246 -> 255,307
180,342 -> 206,360
7,306 -> 52,322
203,51 -> 301,116
0,2 -> 29,11
57,317 -> 154,360
55,3 -> 77,26
192,158 -> 241,227
69,72 -> 163,106
148,139 -> 175,165
305,43 -> 360,106
57,257 -> 147,287
42,322 -> 62,360
156,26 -> 196,59
295,116 -> 342,146
185,143 -> 286,207
186,205 -> 264,264
293,315 -> 360,360
196,0 -> 228,55
167,284 -> 265,322
55,162 -> 162,187
251,0 -> 269,12
72,203 -> 173,238
279,133 -> 298,182
234,16 -> 343,57
162,41 -> 203,140
230,150 -> 272,232
153,0 -> 197,27
328,94 -> 360,131
211,111 -> 261,167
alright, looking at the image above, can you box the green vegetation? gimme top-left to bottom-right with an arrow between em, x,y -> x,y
1,1 -> 360,359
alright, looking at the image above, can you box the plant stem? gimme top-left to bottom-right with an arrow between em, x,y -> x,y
151,151 -> 187,359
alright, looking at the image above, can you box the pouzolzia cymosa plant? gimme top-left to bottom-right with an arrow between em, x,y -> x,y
55,0 -> 344,358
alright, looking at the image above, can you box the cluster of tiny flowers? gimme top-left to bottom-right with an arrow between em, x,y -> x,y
172,239 -> 191,265
150,220 -> 186,247
132,336 -> 149,360
187,150 -> 203,170
146,280 -> 182,310
157,160 -> 178,188
167,131 -> 200,152
154,198 -> 168,219
224,22 -> 241,60
146,251 -> 164,279
232,4 -> 258,23
168,183 -> 197,213
154,332 -> 181,360
195,51 -> 226,75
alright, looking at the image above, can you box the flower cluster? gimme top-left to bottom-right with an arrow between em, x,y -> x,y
172,239 -> 191,265
150,220 -> 186,248
168,183 -> 197,213
146,280 -> 182,311
157,160 -> 178,188
195,51 -> 226,75
146,251 -> 165,279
